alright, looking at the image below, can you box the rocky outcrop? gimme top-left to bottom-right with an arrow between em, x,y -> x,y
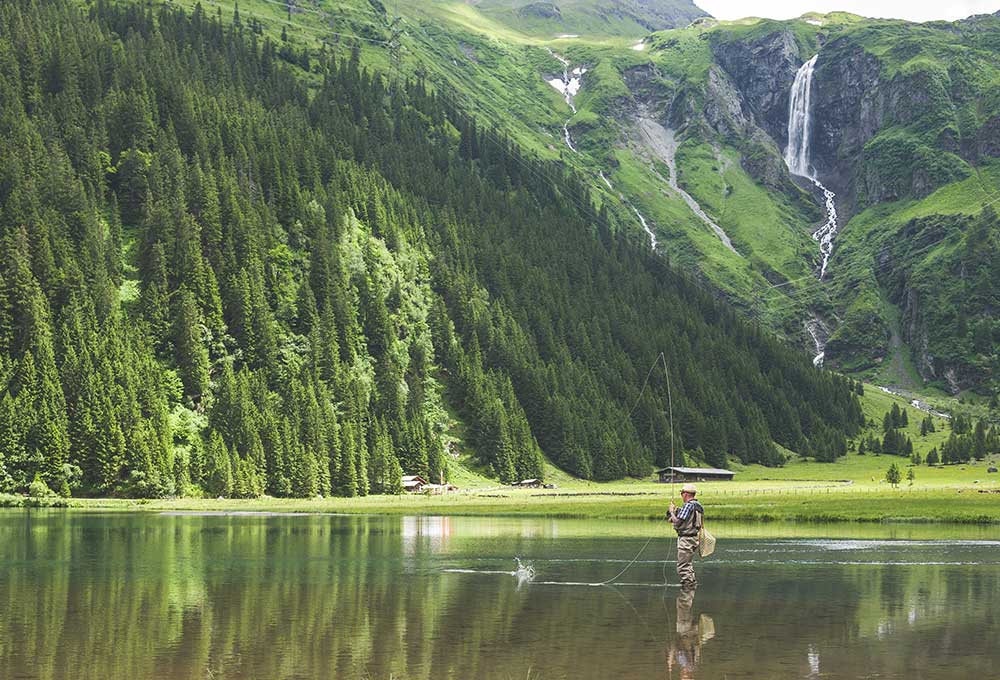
518,2 -> 561,20
975,115 -> 1000,159
700,65 -> 793,190
809,45 -> 883,184
710,29 -> 804,145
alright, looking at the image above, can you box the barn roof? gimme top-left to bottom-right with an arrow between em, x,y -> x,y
654,466 -> 734,475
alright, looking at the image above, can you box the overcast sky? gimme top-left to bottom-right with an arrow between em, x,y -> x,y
695,0 -> 1000,22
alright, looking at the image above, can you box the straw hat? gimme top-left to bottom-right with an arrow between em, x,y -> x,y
680,483 -> 697,495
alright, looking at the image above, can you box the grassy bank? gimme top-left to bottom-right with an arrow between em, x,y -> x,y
9,475 -> 998,523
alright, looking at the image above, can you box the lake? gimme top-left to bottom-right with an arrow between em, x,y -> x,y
1,511 -> 999,679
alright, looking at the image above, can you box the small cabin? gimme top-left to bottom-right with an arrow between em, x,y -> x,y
513,478 -> 543,488
655,466 -> 735,483
402,475 -> 429,492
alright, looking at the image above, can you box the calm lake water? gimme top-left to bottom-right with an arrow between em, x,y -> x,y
2,511 -> 999,679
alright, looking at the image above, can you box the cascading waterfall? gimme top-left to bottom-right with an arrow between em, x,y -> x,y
785,55 -> 818,177
786,54 -> 839,281
632,206 -> 657,251
545,49 -> 587,153
786,55 -> 839,367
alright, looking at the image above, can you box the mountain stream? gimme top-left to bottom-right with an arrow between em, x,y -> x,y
786,54 -> 841,366
546,49 -> 586,153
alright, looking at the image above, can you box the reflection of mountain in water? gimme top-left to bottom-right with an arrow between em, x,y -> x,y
2,514 -> 998,680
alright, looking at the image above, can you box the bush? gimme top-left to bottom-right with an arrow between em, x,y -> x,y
28,474 -> 57,499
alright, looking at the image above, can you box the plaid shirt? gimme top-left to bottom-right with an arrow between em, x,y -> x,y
673,499 -> 703,536
676,500 -> 701,521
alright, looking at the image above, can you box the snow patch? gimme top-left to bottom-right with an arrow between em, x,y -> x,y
631,40 -> 646,51
545,49 -> 587,152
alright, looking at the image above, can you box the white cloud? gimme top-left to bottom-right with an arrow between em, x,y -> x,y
694,0 -> 1000,22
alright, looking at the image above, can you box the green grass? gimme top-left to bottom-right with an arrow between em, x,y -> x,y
29,474 -> 999,523
675,140 -> 816,284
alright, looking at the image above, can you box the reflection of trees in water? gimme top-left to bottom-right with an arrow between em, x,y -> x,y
0,516 -> 675,679
694,567 -> 1000,679
1,518 -> 999,680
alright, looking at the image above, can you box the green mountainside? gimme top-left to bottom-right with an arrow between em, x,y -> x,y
336,2 -> 1000,396
466,0 -> 708,37
0,0 -> 865,498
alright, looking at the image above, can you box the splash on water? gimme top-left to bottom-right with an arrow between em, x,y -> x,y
514,557 -> 536,584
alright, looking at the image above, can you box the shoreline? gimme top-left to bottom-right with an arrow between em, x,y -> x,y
4,488 -> 999,525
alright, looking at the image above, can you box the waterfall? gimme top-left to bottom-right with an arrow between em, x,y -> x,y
785,55 -> 818,177
545,49 -> 587,154
632,206 -> 657,251
785,55 -> 840,281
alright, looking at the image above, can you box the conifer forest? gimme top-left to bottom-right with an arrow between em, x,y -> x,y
0,0 -> 865,499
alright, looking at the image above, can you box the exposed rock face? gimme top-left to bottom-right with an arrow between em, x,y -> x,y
518,2 -> 561,20
702,65 -> 751,137
711,29 -> 803,146
975,115 -> 1000,159
809,45 -> 883,184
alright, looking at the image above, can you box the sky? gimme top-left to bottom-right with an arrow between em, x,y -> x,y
695,0 -> 1000,22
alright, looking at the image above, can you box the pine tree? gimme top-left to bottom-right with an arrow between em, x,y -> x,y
204,431 -> 233,497
173,286 -> 210,401
926,448 -> 939,466
885,462 -> 901,488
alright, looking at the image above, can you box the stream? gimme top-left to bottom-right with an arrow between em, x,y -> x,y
546,49 -> 586,154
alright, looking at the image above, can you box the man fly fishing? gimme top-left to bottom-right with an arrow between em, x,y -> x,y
667,483 -> 704,589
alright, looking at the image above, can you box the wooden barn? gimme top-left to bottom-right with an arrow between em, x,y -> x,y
655,466 -> 735,483
402,475 -> 429,492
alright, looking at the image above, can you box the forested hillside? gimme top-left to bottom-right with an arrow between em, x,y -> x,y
0,0 -> 862,498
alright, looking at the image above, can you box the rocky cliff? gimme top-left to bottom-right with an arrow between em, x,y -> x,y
695,16 -> 1000,391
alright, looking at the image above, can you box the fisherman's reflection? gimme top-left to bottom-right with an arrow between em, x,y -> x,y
666,586 -> 715,679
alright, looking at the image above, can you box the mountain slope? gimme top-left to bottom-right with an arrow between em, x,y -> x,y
467,0 -> 708,37
376,4 -> 999,396
698,14 -> 1000,392
0,0 -> 864,498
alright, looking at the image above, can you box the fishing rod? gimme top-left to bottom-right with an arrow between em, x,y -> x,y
590,351 -> 675,587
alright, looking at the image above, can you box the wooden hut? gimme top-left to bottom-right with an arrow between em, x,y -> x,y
655,466 -> 735,483
402,475 -> 429,492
